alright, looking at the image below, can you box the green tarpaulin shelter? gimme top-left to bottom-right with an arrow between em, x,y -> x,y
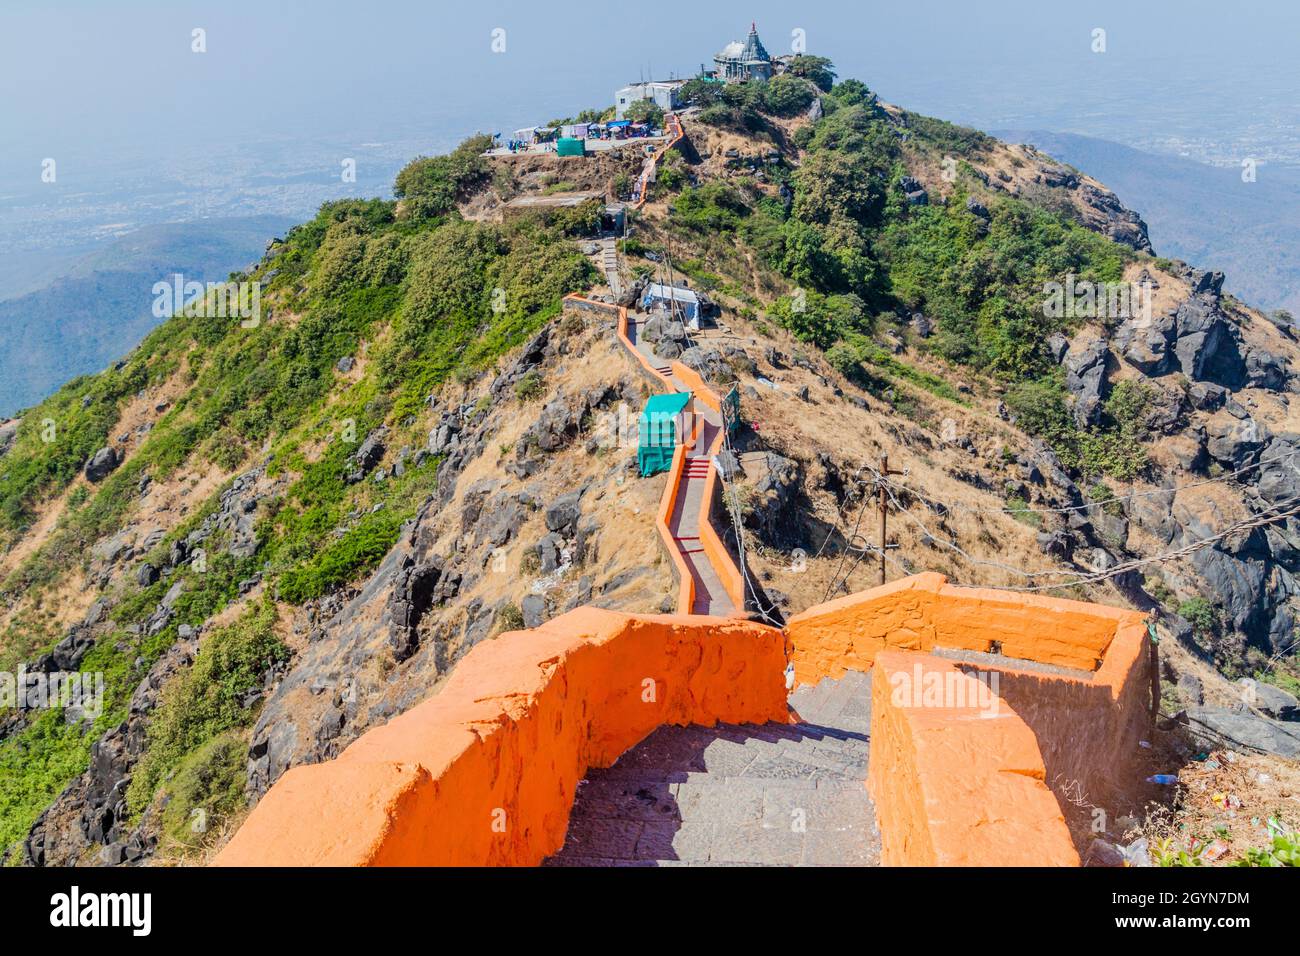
638,392 -> 692,477
556,136 -> 586,157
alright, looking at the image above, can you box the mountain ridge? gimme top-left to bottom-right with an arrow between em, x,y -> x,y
3,71 -> 1298,867
994,127 -> 1300,316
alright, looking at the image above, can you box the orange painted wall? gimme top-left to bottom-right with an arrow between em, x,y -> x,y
788,573 -> 1150,866
215,571 -> 1156,867
632,114 -> 685,210
669,362 -> 722,415
868,651 -> 1081,866
698,468 -> 745,612
983,619 -> 1152,819
785,572 -> 1143,686
657,439 -> 695,611
214,608 -> 787,866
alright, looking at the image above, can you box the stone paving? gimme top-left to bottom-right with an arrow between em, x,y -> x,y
545,670 -> 879,866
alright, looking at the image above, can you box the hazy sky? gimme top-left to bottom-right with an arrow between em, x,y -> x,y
3,0 -> 1299,341
5,0 -> 1300,171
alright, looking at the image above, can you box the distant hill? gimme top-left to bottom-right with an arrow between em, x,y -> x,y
0,216 -> 295,416
994,129 -> 1300,317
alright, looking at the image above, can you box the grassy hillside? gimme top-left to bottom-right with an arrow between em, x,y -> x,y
998,128 -> 1300,315
0,136 -> 596,855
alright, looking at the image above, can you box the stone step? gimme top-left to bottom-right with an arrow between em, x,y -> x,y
548,672 -> 880,866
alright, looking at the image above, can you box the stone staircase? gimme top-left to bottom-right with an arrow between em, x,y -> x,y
545,670 -> 878,866
599,237 -> 622,297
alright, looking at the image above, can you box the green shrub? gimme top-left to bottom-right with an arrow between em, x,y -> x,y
763,75 -> 817,116
394,135 -> 494,219
1178,597 -> 1219,639
514,370 -> 544,401
1006,496 -> 1042,529
127,600 -> 288,815
899,110 -> 994,156
784,55 -> 837,93
156,731 -> 248,856
277,509 -> 403,604
625,100 -> 664,128
1232,819 -> 1300,866
497,603 -> 525,632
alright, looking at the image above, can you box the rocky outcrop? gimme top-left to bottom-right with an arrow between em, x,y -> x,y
1078,183 -> 1152,253
1114,269 -> 1257,389
84,446 -> 119,482
25,629 -> 202,866
1172,290 -> 1244,387
679,346 -> 729,382
1027,160 -> 1153,253
510,378 -> 628,475
1114,310 -> 1176,375
544,489 -> 584,536
345,426 -> 388,484
387,555 -> 461,662
641,314 -> 688,358
742,452 -> 803,549
1063,337 -> 1109,428
1185,707 -> 1300,759
0,418 -> 18,458
898,175 -> 928,206
194,468 -> 270,562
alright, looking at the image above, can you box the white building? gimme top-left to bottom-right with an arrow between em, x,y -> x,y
614,81 -> 684,120
642,282 -> 702,329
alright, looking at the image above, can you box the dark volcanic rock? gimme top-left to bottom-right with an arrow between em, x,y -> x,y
346,427 -> 388,483
743,452 -> 803,548
1171,294 -> 1245,387
521,593 -> 547,629
387,555 -> 460,663
1064,338 -> 1109,428
545,490 -> 584,535
1114,311 -> 1176,375
1203,413 -> 1268,469
84,446 -> 120,482
1245,347 -> 1288,391
1186,706 -> 1300,759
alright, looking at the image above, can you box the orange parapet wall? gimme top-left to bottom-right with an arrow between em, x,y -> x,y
214,608 -> 787,867
868,651 -> 1081,866
785,572 -> 1143,686
563,293 -> 746,616
785,573 -> 1151,866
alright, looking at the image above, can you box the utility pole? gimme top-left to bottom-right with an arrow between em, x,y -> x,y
877,454 -> 905,584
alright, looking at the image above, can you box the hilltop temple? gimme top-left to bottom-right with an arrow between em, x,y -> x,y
713,22 -> 773,82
